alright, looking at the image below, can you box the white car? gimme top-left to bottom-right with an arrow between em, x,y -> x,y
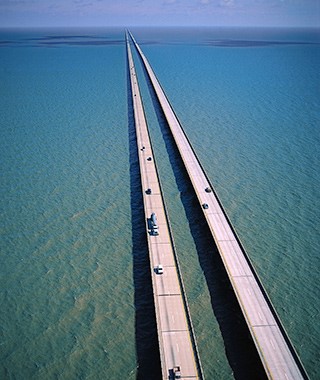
157,264 -> 163,274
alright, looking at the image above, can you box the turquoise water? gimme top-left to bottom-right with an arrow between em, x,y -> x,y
1,27 -> 319,379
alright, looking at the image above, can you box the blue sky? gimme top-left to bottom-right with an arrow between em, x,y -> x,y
0,0 -> 319,28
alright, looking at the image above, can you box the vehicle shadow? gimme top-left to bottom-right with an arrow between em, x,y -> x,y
139,60 -> 267,380
126,46 -> 162,379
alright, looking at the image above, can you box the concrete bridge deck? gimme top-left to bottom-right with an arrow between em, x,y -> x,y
128,30 -> 308,380
126,32 -> 203,380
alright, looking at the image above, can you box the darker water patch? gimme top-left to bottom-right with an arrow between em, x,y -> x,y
126,42 -> 162,380
39,40 -> 124,47
204,39 -> 320,47
135,45 -> 268,380
44,35 -> 102,39
0,34 -> 124,48
25,35 -> 101,40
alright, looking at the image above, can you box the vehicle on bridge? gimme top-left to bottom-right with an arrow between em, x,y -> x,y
169,366 -> 181,379
150,212 -> 159,235
156,264 -> 163,274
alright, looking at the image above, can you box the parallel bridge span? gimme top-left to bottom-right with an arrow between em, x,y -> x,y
126,32 -> 204,380
128,30 -> 308,380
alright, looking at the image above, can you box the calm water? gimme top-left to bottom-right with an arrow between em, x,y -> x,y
0,27 -> 319,379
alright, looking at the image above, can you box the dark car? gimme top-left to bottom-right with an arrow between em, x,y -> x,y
146,188 -> 152,195
202,203 -> 209,209
205,187 -> 212,193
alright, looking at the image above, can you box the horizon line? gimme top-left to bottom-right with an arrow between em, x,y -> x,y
1,25 -> 319,30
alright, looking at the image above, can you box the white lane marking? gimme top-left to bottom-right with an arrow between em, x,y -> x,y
176,343 -> 179,353
270,339 -> 275,350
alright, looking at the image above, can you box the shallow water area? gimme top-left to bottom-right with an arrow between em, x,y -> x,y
1,27 -> 319,379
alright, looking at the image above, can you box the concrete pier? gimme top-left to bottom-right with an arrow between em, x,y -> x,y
126,32 -> 203,380
129,30 -> 308,380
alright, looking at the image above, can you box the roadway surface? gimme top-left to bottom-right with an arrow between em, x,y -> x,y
126,32 -> 203,380
129,31 -> 308,380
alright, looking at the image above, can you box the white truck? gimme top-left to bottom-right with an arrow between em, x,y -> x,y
150,212 -> 159,235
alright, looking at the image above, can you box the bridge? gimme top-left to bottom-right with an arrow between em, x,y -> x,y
126,32 -> 204,380
128,30 -> 308,380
